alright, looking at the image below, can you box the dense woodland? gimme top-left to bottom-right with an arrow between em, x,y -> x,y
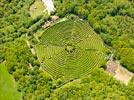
0,0 -> 134,100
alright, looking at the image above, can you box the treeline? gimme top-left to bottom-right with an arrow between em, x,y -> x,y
54,0 -> 134,72
51,68 -> 134,100
1,39 -> 49,99
0,39 -> 62,99
1,39 -> 134,99
0,0 -> 50,44
0,0 -> 134,99
0,0 -> 52,99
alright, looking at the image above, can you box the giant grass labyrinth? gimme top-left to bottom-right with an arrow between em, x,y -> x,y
36,16 -> 106,80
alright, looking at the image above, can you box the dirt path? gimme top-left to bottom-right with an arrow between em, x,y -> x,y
114,65 -> 133,85
106,59 -> 133,85
25,40 -> 36,55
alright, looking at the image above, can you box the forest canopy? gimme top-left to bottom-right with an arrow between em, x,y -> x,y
0,0 -> 134,100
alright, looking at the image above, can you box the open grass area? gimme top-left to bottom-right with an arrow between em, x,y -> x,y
36,17 -> 106,80
29,0 -> 46,18
34,28 -> 44,42
0,63 -> 21,100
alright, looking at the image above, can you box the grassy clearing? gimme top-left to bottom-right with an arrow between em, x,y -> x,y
0,63 -> 21,100
34,28 -> 44,42
106,60 -> 133,85
36,18 -> 106,80
56,17 -> 68,24
29,0 -> 46,18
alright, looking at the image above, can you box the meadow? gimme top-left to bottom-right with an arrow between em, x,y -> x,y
0,63 -> 21,100
29,0 -> 46,18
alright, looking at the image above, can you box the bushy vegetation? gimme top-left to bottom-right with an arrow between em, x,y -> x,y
0,0 -> 34,44
0,0 -> 49,44
1,39 -> 53,99
51,68 -> 134,100
1,38 -> 134,99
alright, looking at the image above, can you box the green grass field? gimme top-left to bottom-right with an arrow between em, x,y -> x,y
36,17 -> 106,80
29,0 -> 46,18
0,63 -> 21,100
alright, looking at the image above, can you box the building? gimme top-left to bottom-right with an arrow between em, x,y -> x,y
51,16 -> 59,21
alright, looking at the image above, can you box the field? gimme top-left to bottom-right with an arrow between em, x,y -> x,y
35,17 -> 106,80
0,63 -> 21,100
29,0 -> 46,18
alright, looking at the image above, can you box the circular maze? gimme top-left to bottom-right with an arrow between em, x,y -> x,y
39,17 -> 106,80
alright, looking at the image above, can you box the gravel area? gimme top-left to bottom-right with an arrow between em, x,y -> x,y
42,0 -> 55,14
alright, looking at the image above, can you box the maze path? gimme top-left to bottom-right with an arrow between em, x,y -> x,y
38,17 -> 106,81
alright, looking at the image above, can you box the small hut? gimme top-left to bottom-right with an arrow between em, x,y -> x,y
51,16 -> 59,21
43,21 -> 51,28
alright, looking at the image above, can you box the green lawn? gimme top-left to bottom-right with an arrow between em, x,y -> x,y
0,63 -> 21,100
29,0 -> 46,18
